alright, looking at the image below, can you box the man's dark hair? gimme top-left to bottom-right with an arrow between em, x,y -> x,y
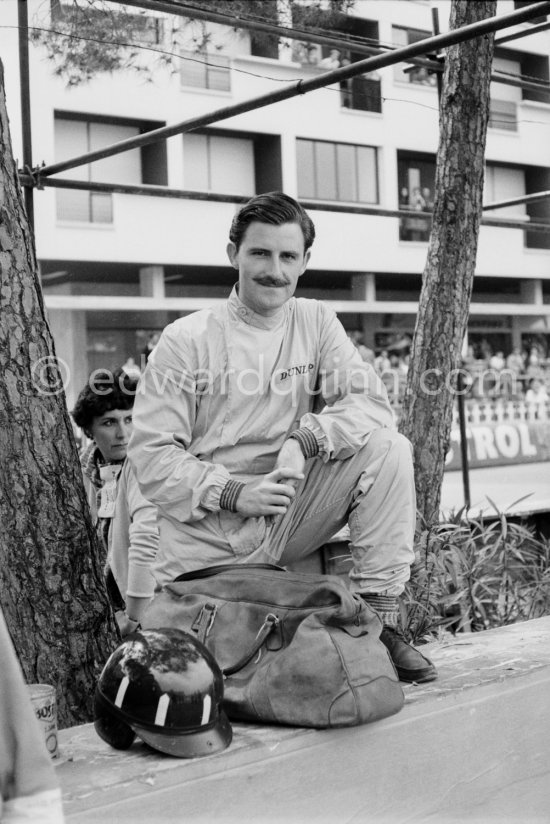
71,367 -> 137,433
229,192 -> 316,252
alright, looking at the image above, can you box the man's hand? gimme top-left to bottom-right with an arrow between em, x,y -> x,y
236,466 -> 304,518
275,438 -> 306,490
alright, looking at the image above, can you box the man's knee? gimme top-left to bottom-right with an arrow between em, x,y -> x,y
351,430 -> 415,492
363,428 -> 413,464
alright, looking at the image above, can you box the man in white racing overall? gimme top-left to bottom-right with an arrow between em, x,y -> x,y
128,192 -> 436,683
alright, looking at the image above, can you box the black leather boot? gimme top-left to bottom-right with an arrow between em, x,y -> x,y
380,626 -> 437,683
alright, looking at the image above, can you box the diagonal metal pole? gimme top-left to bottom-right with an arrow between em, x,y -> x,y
32,0 -> 550,181
482,191 -> 550,210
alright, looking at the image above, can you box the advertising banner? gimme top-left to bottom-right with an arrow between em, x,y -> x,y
446,420 -> 550,470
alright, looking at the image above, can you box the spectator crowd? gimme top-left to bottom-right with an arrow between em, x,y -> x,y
347,331 -> 550,411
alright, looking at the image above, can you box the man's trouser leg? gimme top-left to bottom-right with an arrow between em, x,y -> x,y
254,428 -> 437,683
260,428 -> 415,592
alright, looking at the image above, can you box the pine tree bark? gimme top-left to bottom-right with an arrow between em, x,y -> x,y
399,0 -> 497,526
0,61 -> 118,727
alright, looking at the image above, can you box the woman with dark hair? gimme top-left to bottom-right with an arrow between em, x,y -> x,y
72,368 -> 158,637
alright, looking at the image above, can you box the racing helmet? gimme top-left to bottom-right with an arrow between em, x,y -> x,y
94,627 -> 232,758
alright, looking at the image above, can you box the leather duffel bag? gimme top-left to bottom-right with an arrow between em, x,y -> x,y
142,564 -> 404,729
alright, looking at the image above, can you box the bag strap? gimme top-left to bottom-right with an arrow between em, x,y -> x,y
222,613 -> 280,676
174,563 -> 284,582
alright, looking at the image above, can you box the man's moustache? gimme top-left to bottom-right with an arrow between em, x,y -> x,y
255,277 -> 289,286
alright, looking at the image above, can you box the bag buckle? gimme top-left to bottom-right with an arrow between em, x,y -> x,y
224,613 -> 279,676
253,613 -> 280,662
192,602 -> 218,643
256,613 -> 279,638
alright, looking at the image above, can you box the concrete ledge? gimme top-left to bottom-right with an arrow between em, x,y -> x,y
57,617 -> 550,824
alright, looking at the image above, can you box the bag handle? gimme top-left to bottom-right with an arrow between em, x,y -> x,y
174,563 -> 284,582
222,612 -> 279,676
174,566 -> 283,675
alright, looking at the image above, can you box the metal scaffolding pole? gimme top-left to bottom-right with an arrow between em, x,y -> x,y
17,0 -> 34,229
17,174 -> 550,234
490,72 -> 550,95
482,191 -> 550,211
31,0 -> 550,182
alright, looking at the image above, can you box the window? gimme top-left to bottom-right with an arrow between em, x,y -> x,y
392,27 -> 437,87
54,113 -> 167,223
52,3 -> 164,45
296,139 -> 378,203
291,6 -> 379,61
291,9 -> 382,113
397,152 -> 435,241
488,99 -> 518,131
180,51 -> 231,91
130,15 -> 163,46
513,1 -> 547,24
183,133 -> 255,195
484,166 -> 526,217
489,55 -> 521,131
484,163 -> 550,250
524,166 -> 550,250
339,65 -> 382,114
492,47 -> 550,108
248,1 -> 279,58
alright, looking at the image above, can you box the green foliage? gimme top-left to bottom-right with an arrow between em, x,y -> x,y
30,0 -> 356,87
401,509 -> 550,643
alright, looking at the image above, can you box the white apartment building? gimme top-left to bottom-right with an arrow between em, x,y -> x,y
1,0 -> 549,408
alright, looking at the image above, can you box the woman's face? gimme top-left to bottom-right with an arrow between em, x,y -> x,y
89,408 -> 133,462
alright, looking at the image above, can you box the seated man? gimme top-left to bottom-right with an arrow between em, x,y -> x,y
128,192 -> 436,683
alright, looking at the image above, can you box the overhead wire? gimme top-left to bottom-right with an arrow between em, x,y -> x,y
2,20 -> 550,130
23,0 -> 550,89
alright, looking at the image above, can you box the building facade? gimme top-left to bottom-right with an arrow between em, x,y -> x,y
1,0 -> 549,408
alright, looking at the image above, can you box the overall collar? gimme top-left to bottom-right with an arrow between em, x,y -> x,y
228,286 -> 290,331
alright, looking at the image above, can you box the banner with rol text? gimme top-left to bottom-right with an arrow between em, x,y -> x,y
446,420 -> 550,470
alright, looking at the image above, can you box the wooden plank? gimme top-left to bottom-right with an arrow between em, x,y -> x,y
57,617 -> 550,823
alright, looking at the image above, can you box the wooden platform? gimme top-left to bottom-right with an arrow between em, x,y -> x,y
55,617 -> 550,823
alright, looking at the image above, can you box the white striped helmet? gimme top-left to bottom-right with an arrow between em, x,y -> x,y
94,628 -> 232,757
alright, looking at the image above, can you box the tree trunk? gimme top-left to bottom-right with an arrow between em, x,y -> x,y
0,61 -> 118,728
399,0 -> 497,526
